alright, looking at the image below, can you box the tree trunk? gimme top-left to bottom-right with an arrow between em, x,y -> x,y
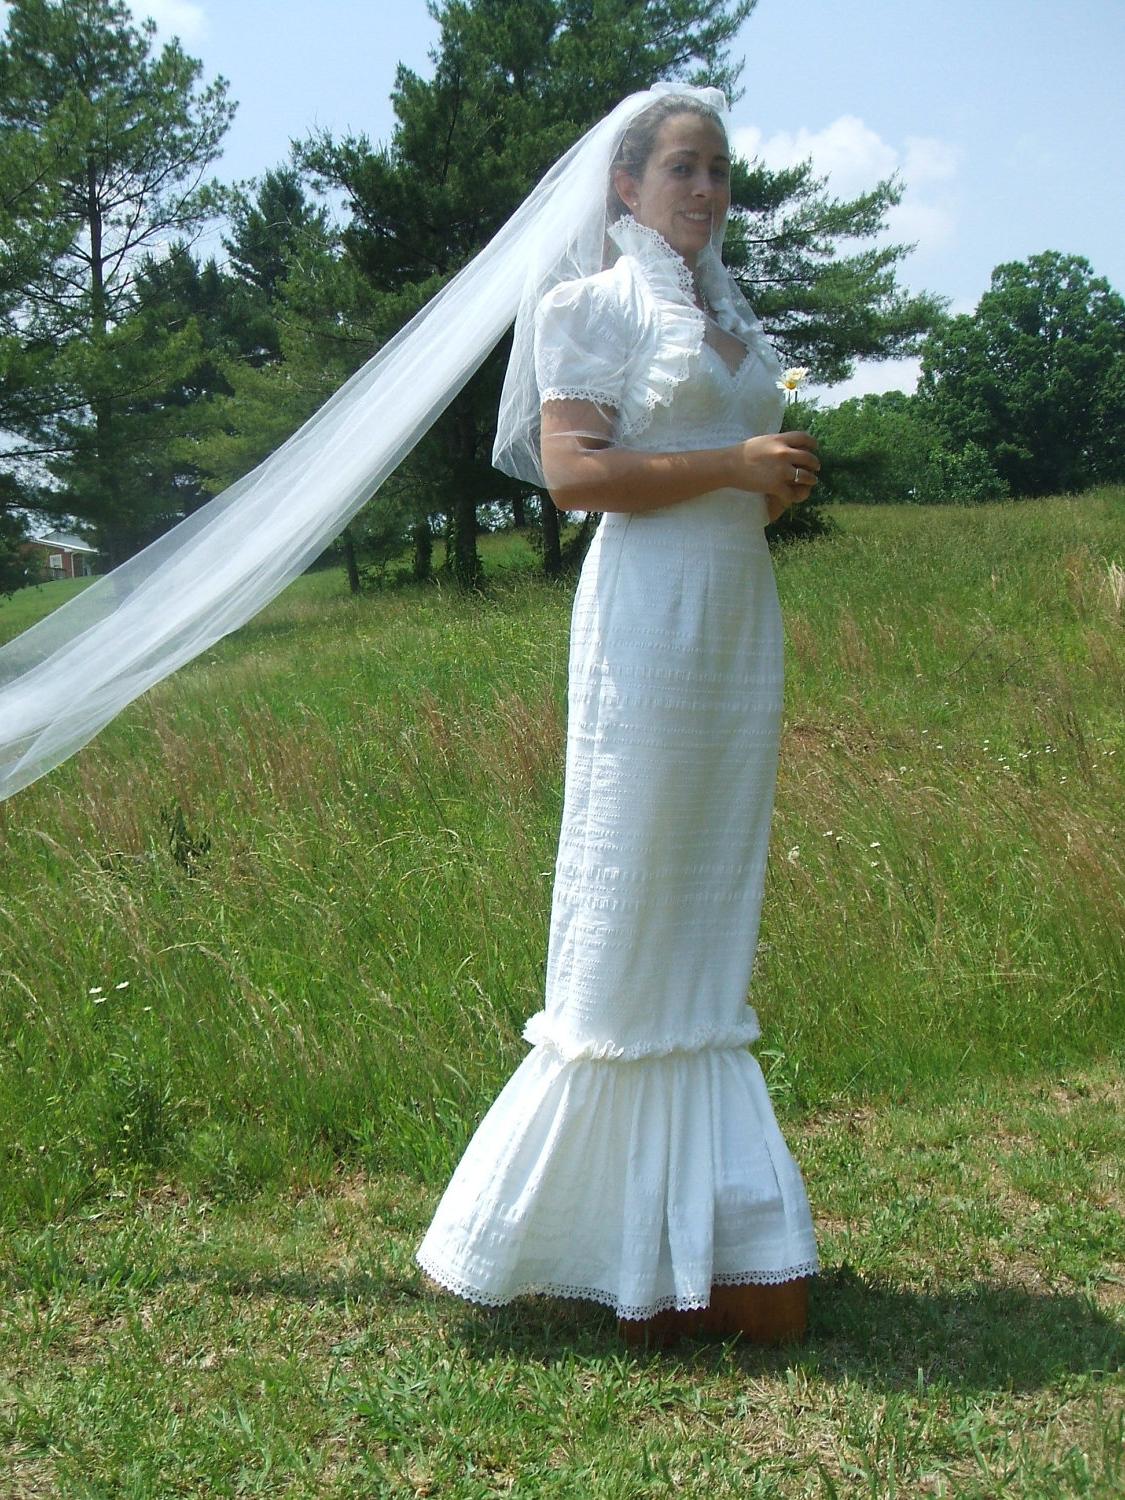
512,494 -> 526,528
540,492 -> 562,578
450,489 -> 481,588
412,518 -> 432,581
448,400 -> 482,589
341,525 -> 360,594
564,511 -> 597,571
88,156 -> 122,567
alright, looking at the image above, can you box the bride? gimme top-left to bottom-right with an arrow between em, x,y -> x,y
416,88 -> 822,1348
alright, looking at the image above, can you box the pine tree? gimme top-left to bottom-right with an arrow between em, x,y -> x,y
223,166 -> 333,304
0,0 -> 235,565
291,0 -> 946,580
297,0 -> 757,587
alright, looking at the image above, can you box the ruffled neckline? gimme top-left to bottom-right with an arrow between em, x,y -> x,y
600,213 -> 783,439
606,214 -> 699,303
609,214 -> 774,387
606,213 -> 767,344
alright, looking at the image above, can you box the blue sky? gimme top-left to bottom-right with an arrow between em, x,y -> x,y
7,0 -> 1124,407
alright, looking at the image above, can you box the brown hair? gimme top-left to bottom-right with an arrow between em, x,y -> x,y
608,96 -> 727,220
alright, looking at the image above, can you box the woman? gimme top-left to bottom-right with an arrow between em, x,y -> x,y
416,90 -> 822,1348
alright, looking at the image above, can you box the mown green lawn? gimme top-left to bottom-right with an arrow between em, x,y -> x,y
1,492 -> 1122,1496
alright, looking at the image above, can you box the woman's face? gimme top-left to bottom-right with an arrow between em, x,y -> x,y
614,113 -> 731,267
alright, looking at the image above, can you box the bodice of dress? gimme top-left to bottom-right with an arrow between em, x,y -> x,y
608,215 -> 787,453
533,213 -> 788,458
632,338 -> 784,455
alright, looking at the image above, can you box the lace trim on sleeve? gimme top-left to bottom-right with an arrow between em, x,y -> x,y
540,386 -> 620,407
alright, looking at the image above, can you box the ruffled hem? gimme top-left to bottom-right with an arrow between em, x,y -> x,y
415,1249 -> 821,1322
414,1043 -> 821,1322
521,1006 -> 761,1061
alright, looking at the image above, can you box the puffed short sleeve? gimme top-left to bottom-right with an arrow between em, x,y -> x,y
533,276 -> 631,412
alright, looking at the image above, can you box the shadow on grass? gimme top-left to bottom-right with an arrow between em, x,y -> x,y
404,1261 -> 1125,1393
4,1244 -> 1120,1396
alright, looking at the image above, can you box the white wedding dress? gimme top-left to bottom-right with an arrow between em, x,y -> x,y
415,220 -> 821,1320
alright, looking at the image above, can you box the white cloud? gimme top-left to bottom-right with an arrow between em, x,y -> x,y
902,134 -> 959,186
890,199 -> 958,253
732,114 -> 897,199
137,0 -> 209,43
728,116 -> 961,405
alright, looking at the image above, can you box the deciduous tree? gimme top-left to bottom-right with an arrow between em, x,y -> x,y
917,250 -> 1125,497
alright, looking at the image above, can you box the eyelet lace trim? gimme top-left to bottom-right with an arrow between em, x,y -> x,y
416,1249 -> 821,1320
600,216 -> 705,442
608,214 -> 697,301
540,385 -> 620,407
609,214 -> 783,372
521,1007 -> 761,1061
602,215 -> 785,442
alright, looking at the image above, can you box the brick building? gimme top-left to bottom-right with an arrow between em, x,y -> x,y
20,530 -> 99,582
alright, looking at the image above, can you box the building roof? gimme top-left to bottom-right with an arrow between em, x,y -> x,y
28,530 -> 98,554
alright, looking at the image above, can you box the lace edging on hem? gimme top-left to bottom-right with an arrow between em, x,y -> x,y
415,1248 -> 821,1322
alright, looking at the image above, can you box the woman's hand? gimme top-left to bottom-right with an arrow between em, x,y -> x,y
731,431 -> 821,511
763,478 -> 816,524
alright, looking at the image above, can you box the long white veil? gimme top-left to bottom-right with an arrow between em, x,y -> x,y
0,83 -> 728,803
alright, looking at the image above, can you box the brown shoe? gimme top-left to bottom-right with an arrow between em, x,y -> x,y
698,1277 -> 810,1343
617,1305 -> 704,1349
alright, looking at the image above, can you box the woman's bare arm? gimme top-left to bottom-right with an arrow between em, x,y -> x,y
540,398 -> 819,514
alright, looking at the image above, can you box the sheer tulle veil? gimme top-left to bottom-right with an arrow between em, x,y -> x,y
0,82 -> 735,803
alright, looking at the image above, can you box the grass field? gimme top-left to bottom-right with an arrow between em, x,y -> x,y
1,492 -> 1122,1496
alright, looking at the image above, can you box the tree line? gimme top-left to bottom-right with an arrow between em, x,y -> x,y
1,0 -> 1120,599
